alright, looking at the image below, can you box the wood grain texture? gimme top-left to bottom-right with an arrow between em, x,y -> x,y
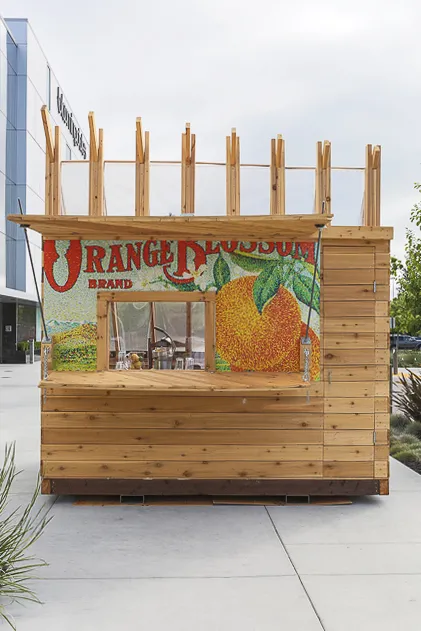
42,395 -> 323,413
42,444 -> 323,462
42,428 -> 324,445
324,414 -> 375,430
324,462 -> 373,478
42,411 -> 324,430
42,460 -> 323,479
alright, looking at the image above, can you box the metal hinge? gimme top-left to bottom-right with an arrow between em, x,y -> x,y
373,281 -> 377,293
373,431 -> 377,444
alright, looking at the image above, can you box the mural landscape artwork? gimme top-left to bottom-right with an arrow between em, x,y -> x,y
44,239 -> 320,376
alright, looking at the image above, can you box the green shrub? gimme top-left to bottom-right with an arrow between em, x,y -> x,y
390,413 -> 411,432
391,350 -> 421,368
0,444 -> 52,629
393,370 -> 421,423
406,421 -> 421,440
397,434 -> 420,447
393,448 -> 421,474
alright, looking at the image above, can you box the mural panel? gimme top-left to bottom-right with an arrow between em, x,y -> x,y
44,239 -> 320,376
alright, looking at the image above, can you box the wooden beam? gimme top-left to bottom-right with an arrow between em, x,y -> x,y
135,117 -> 146,216
97,128 -> 104,216
41,106 -> 54,161
181,123 -> 195,214
373,145 -> 381,226
364,144 -> 373,226
52,126 -> 61,216
315,141 -> 323,213
322,140 -> 331,214
270,138 -> 276,214
271,134 -> 285,215
227,128 -> 240,215
191,133 -> 196,214
144,131 -> 150,216
181,130 -> 187,213
226,135 -> 231,215
88,112 -> 98,216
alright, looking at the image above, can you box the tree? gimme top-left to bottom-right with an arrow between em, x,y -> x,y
390,183 -> 421,336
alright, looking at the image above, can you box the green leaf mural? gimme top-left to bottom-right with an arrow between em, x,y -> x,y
293,274 -> 320,314
303,261 -> 320,282
229,251 -> 272,272
213,254 -> 231,290
177,281 -> 198,292
215,352 -> 231,371
252,262 -> 282,314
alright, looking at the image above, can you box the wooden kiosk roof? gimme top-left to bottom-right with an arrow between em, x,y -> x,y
9,213 -> 333,241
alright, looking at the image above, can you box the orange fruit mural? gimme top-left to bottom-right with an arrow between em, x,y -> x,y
216,276 -> 301,371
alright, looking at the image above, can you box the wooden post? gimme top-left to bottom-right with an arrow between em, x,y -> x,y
314,141 -> 323,214
364,144 -> 373,226
135,117 -> 150,216
97,128 -> 104,216
88,112 -> 98,216
52,126 -> 61,216
322,140 -> 331,214
181,123 -> 196,214
226,128 -> 240,215
270,134 -> 285,215
372,145 -> 381,226
41,106 -> 55,216
144,131 -> 150,216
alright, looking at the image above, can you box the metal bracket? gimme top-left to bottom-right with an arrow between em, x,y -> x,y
373,431 -> 377,444
373,280 -> 377,293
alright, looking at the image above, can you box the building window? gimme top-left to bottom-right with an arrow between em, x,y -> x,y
65,143 -> 72,161
47,65 -> 51,109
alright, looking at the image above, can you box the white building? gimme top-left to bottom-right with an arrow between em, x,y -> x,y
0,17 -> 88,362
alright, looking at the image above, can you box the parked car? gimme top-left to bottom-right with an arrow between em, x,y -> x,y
390,334 -> 421,350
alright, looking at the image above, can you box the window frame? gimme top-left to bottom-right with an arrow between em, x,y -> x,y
96,290 -> 216,372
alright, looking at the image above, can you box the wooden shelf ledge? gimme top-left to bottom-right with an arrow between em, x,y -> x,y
40,370 -> 310,394
8,214 -> 333,241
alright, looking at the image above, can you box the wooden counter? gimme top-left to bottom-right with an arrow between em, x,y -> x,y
40,370 -> 308,394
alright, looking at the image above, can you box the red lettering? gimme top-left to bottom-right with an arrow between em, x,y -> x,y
107,245 -> 125,273
297,242 -> 315,265
115,279 -> 123,289
175,241 -> 206,278
159,241 -> 174,266
205,241 -> 220,255
221,241 -> 239,253
85,245 -> 106,273
258,242 -> 275,254
143,240 -> 159,267
98,279 -> 107,289
44,240 -> 82,293
276,242 -> 292,257
106,279 -> 116,289
126,242 -> 142,271
124,279 -> 133,289
239,242 -> 257,253
88,279 -> 97,288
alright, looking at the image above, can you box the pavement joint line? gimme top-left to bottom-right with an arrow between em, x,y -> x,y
32,575 -> 298,581
265,507 -> 326,631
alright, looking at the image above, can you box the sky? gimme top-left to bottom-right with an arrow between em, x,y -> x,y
3,0 -> 421,260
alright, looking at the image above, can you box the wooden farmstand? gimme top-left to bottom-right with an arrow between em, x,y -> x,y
8,113 -> 393,499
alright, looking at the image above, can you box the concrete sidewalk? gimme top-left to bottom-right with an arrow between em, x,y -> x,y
1,364 -> 421,630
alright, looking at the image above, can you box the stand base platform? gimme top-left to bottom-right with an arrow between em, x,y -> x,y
44,478 -> 388,497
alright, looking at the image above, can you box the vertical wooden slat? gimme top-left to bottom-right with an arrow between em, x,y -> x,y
373,145 -> 381,227
135,117 -> 144,217
190,133 -> 196,214
364,144 -> 373,226
235,136 -> 240,214
97,129 -> 104,216
315,141 -> 323,214
185,123 -> 191,214
186,302 -> 192,355
279,135 -> 285,215
88,112 -> 98,216
270,138 -> 276,214
144,131 -> 150,216
322,140 -> 331,214
181,130 -> 187,214
52,126 -> 61,216
226,135 -> 231,215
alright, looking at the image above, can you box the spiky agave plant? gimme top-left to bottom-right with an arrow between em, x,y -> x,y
393,370 -> 421,424
0,444 -> 52,629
